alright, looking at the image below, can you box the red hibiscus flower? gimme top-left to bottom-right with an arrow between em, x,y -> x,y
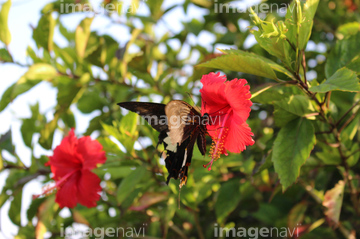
34,129 -> 106,208
200,72 -> 254,170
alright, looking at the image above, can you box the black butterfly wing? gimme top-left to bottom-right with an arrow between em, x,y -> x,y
164,100 -> 208,187
118,102 -> 168,133
118,100 -> 208,187
196,131 -> 207,156
164,130 -> 199,188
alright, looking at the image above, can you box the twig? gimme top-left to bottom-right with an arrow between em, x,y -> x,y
346,148 -> 360,159
286,38 -> 296,52
338,113 -> 356,134
334,100 -> 360,128
193,212 -> 205,239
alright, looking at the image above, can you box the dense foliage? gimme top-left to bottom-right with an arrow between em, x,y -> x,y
0,0 -> 360,238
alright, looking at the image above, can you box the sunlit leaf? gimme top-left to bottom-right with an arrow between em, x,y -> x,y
310,67 -> 360,93
75,17 -> 94,59
33,13 -> 55,52
285,0 -> 319,50
0,0 -> 11,45
199,50 -> 278,80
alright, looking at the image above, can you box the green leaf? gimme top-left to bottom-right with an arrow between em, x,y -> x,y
60,109 -> 76,128
0,169 -> 30,208
20,103 -> 46,148
0,48 -> 12,62
251,83 -> 279,99
215,179 -> 242,223
26,63 -> 57,80
274,95 -> 316,126
288,202 -> 307,230
102,113 -> 139,153
0,83 -> 36,113
285,0 -> 319,50
21,118 -> 36,148
337,22 -> 360,38
32,13 -> 55,52
184,18 -> 203,36
56,77 -> 82,110
316,144 -> 341,165
9,188 -> 22,226
198,50 -> 278,80
27,198 -> 45,222
224,49 -> 296,80
39,114 -> 59,150
94,166 -> 133,180
75,17 -> 93,59
116,166 -> 147,205
252,203 -> 286,225
251,84 -> 301,104
254,152 -> 273,176
345,57 -> 360,75
272,118 -> 316,191
325,32 -> 360,78
77,88 -> 105,113
119,113 -> 139,153
0,129 -> 14,154
147,0 -> 164,20
0,0 -> 11,45
97,137 -> 123,155
310,67 -> 360,93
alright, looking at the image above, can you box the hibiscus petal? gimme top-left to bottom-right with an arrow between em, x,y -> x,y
77,136 -> 107,170
48,129 -> 82,179
224,120 -> 254,153
200,72 -> 228,114
77,170 -> 102,208
224,78 -> 252,124
55,171 -> 80,208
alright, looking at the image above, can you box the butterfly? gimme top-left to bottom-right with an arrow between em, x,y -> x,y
118,100 -> 209,187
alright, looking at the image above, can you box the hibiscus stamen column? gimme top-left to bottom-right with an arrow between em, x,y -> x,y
203,108 -> 231,171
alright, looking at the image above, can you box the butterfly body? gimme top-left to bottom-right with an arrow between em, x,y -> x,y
118,100 -> 208,187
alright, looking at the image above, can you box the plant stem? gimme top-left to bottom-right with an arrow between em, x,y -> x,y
194,212 -> 205,239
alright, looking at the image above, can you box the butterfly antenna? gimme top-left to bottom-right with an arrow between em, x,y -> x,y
186,92 -> 201,112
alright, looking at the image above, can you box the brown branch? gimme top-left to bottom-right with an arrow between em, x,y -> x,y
334,100 -> 360,129
338,113 -> 356,134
